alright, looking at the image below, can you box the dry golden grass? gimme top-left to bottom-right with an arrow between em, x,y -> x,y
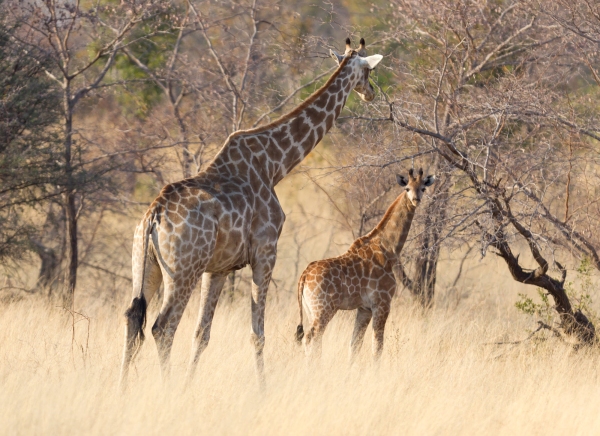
2,280 -> 600,435
3,173 -> 600,435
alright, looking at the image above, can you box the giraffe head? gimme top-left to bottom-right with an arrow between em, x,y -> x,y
396,168 -> 436,207
330,38 -> 383,102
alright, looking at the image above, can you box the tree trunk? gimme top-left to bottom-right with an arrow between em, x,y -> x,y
62,93 -> 77,308
412,219 -> 437,308
481,196 -> 596,344
410,166 -> 450,309
63,191 -> 78,308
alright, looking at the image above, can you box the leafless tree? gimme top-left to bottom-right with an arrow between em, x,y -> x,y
6,0 -> 171,305
319,0 -> 600,341
4,0 -> 600,346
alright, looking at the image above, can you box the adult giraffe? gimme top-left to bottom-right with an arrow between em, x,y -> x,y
120,38 -> 383,388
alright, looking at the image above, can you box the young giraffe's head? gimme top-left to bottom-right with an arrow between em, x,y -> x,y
396,168 -> 436,207
330,38 -> 383,102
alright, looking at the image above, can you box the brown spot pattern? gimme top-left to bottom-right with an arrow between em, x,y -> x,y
297,173 -> 435,360
121,46 -> 382,389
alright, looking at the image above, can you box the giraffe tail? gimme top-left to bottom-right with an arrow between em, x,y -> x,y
295,271 -> 306,344
124,211 -> 155,357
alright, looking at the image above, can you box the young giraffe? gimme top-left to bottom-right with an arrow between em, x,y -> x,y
295,169 -> 435,359
120,38 -> 383,388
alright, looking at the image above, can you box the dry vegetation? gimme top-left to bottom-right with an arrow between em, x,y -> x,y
2,174 -> 600,434
2,264 -> 600,435
3,0 -> 600,432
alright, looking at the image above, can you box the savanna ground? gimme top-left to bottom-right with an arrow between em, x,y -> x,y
1,173 -> 599,435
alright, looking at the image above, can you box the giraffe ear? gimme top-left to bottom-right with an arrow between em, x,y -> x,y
358,38 -> 367,57
423,175 -> 436,187
359,54 -> 383,70
345,37 -> 352,53
330,49 -> 344,64
396,174 -> 409,187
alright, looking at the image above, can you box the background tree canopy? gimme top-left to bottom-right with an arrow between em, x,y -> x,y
1,0 -> 600,342
0,13 -> 61,261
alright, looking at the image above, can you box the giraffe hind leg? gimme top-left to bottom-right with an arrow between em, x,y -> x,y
304,309 -> 336,359
371,306 -> 391,360
151,272 -> 201,381
186,271 -> 228,382
151,216 -> 217,382
350,306 -> 372,362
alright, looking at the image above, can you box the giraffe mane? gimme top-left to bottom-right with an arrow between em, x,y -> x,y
226,53 -> 355,141
349,192 -> 406,249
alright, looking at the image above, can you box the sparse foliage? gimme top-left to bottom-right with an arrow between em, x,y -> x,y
0,10 -> 61,264
1,0 -> 599,346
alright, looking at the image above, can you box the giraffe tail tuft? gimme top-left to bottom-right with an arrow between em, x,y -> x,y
124,294 -> 147,353
295,324 -> 304,344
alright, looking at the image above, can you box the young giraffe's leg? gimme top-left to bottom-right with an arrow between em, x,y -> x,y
120,254 -> 162,389
186,271 -> 228,381
349,306 -> 372,361
371,304 -> 391,360
304,308 -> 337,359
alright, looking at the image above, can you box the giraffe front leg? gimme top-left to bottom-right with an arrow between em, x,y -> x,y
250,256 -> 276,391
349,307 -> 372,362
250,278 -> 268,391
371,305 -> 390,361
187,272 -> 227,382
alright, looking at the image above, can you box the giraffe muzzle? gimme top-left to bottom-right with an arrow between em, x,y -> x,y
359,87 -> 375,102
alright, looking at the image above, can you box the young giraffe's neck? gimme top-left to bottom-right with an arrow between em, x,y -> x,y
357,192 -> 417,257
216,55 -> 358,186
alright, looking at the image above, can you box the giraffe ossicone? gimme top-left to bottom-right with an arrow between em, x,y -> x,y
295,169 -> 436,360
120,38 -> 383,389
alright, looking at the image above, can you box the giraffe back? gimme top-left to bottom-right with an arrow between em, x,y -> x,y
300,240 -> 397,311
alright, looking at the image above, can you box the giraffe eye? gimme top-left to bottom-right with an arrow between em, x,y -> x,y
405,188 -> 410,192
421,188 -> 425,192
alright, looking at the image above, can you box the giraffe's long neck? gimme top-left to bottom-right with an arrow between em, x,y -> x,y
362,193 -> 416,257
266,65 -> 356,185
215,56 -> 359,186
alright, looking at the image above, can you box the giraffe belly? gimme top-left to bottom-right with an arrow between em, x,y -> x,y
338,278 -> 365,310
338,295 -> 364,310
204,223 -> 250,273
204,181 -> 260,273
205,251 -> 248,273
